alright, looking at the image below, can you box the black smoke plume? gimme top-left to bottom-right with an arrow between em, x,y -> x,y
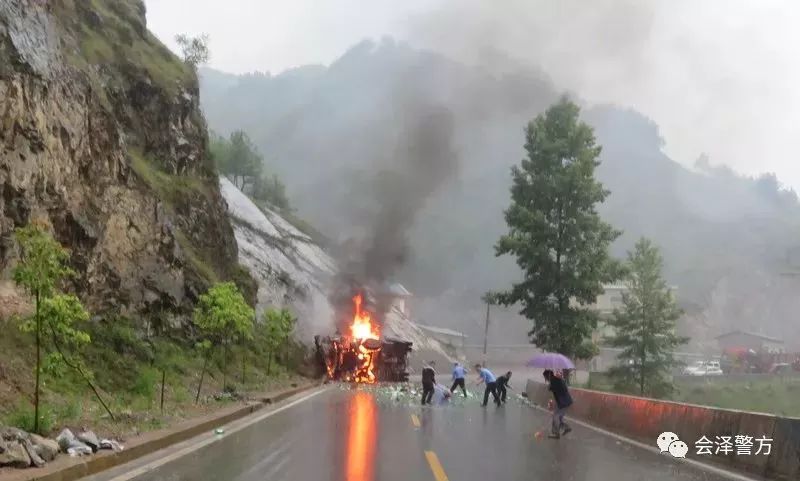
329,84 -> 459,332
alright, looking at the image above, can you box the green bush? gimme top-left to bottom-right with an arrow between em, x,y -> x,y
6,402 -> 55,435
131,366 -> 160,400
56,397 -> 83,422
690,386 -> 706,395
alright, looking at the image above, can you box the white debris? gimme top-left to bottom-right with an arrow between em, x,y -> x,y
67,446 -> 92,457
99,439 -> 124,452
383,307 -> 454,365
219,177 -> 281,238
220,177 -> 336,338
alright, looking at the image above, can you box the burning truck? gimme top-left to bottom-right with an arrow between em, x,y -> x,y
315,292 -> 412,383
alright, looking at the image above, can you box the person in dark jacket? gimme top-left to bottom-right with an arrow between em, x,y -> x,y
543,369 -> 573,438
421,361 -> 436,405
496,371 -> 513,403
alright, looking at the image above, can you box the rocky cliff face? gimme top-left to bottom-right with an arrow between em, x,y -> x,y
0,0 -> 242,319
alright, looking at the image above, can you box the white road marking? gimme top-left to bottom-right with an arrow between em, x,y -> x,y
528,403 -> 762,481
106,387 -> 328,481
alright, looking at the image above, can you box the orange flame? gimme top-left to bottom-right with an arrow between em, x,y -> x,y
350,293 -> 380,383
350,294 -> 379,340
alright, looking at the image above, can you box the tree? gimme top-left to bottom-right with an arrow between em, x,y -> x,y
228,130 -> 262,189
494,97 -> 622,360
145,310 -> 179,414
175,33 -> 210,68
212,129 -> 293,211
252,174 -> 290,211
192,282 -> 254,401
209,132 -> 232,176
40,295 -> 116,420
606,238 -> 688,397
212,130 -> 263,190
13,224 -> 74,433
258,308 -> 296,375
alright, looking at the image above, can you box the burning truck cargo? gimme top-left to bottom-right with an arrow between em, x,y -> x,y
315,292 -> 412,383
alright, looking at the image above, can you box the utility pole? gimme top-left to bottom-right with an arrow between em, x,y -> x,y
481,293 -> 492,367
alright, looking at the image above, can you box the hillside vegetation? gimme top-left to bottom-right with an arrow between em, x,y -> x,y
199,38 -> 800,349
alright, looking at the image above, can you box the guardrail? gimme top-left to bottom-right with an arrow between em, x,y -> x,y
526,379 -> 800,480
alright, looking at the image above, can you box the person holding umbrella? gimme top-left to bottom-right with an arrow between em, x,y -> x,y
543,369 -> 573,438
527,353 -> 575,439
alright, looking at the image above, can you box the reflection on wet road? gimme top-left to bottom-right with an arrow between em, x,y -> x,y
88,385 -> 739,481
346,392 -> 377,481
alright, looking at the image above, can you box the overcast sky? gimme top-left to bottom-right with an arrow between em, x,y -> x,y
145,0 -> 800,190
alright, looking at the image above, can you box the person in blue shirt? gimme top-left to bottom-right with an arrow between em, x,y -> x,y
474,364 -> 500,407
450,362 -> 468,397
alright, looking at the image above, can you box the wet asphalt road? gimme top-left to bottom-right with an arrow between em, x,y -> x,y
90,385 -> 736,481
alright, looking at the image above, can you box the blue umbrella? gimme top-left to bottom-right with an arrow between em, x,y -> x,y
526,352 -> 575,370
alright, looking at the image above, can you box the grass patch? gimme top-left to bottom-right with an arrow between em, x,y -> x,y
174,230 -> 219,283
671,378 -> 800,417
4,402 -> 55,435
53,0 -> 192,115
229,264 -> 258,306
131,366 -> 159,401
129,149 -> 211,204
587,372 -> 800,417
128,149 -> 222,283
79,23 -> 115,64
67,0 -> 191,92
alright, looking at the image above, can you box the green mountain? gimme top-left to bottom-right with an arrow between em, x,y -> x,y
199,38 -> 800,348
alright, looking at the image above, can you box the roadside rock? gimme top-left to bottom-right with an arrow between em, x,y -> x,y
0,439 -> 32,468
30,434 -> 60,461
22,439 -> 45,467
77,430 -> 100,453
0,426 -> 30,442
56,428 -> 76,452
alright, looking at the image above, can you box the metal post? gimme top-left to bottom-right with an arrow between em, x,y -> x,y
482,300 -> 490,367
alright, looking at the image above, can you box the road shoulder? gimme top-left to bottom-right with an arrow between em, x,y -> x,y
0,383 -> 318,481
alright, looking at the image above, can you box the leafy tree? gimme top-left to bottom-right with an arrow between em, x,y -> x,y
209,131 -> 231,175
228,130 -> 262,189
252,174 -> 290,211
175,33 -> 210,68
258,308 -> 296,374
494,97 -> 622,360
13,224 -> 74,433
212,130 -> 262,190
606,238 -> 688,397
212,130 -> 293,211
38,294 -> 115,420
192,282 -> 254,401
